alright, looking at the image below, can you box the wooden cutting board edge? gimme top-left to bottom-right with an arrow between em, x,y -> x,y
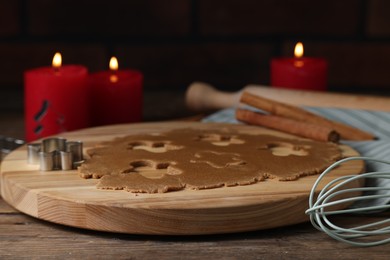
0,121 -> 365,235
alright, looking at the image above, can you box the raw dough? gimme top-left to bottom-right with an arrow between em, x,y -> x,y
78,128 -> 342,193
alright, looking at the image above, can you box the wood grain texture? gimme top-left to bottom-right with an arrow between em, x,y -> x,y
0,122 -> 364,235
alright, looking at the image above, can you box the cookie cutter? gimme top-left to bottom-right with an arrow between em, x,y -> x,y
0,135 -> 25,161
27,137 -> 84,171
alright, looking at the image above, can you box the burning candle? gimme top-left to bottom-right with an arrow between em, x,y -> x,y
270,42 -> 328,91
89,57 -> 143,126
24,52 -> 89,142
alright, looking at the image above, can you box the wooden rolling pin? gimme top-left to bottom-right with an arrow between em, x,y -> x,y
185,81 -> 390,112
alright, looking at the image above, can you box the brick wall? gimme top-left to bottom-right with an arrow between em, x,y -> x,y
1,0 -> 390,111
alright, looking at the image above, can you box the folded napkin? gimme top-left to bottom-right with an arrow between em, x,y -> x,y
202,107 -> 390,209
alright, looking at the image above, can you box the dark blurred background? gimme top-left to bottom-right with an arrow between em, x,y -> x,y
1,0 -> 390,116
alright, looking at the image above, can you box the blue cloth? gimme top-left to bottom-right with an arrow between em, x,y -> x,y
203,107 -> 390,208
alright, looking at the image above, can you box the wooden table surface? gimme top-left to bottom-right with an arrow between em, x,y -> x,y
1,93 -> 390,259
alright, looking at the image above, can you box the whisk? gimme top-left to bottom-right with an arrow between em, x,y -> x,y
305,156 -> 390,247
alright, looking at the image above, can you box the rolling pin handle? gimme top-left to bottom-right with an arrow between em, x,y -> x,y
185,82 -> 240,112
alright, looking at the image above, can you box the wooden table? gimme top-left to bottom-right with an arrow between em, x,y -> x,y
1,94 -> 390,259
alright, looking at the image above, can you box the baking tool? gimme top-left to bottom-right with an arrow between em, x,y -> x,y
185,82 -> 390,112
66,141 -> 83,162
39,151 -> 56,171
42,137 -> 67,153
0,122 -> 364,235
27,137 -> 83,171
27,143 -> 40,164
0,135 -> 25,161
306,156 -> 390,247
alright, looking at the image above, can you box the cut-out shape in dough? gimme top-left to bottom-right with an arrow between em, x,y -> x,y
128,141 -> 182,153
121,160 -> 182,179
191,151 -> 246,168
196,134 -> 245,146
263,142 -> 310,157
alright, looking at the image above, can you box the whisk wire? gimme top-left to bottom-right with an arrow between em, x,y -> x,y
306,156 -> 390,246
308,192 -> 390,215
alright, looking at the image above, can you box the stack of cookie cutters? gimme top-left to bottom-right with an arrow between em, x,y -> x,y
27,137 -> 84,171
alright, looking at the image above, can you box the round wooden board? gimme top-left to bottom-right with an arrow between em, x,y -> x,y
0,122 -> 364,235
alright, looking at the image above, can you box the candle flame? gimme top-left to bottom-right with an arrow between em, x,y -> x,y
109,56 -> 119,71
294,42 -> 304,58
52,52 -> 62,69
109,56 -> 119,83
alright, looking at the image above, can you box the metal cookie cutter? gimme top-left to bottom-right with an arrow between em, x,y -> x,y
27,137 -> 84,171
0,135 -> 25,161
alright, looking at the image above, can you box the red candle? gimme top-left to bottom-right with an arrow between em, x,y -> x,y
24,53 -> 89,142
270,42 -> 328,91
89,57 -> 143,126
